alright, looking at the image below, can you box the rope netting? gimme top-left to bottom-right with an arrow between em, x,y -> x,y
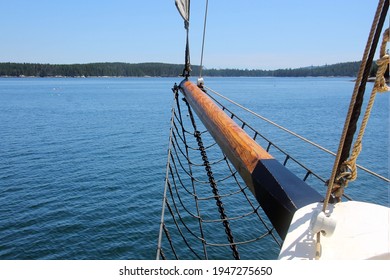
156,85 -> 282,260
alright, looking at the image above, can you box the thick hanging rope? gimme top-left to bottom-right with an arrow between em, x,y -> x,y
316,0 -> 389,260
323,0 -> 389,209
341,28 -> 389,184
336,1 -> 389,177
175,0 -> 192,77
183,26 -> 192,77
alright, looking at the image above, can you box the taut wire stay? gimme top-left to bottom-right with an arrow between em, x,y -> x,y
198,0 -> 209,86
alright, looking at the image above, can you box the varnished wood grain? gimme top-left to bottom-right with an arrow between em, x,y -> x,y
180,80 -> 273,191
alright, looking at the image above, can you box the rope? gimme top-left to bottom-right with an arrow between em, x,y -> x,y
176,0 -> 191,77
156,88 -> 178,260
183,27 -> 192,77
204,85 -> 338,156
315,0 -> 389,260
204,85 -> 389,184
340,28 -> 389,183
324,0 -> 389,208
165,198 -> 203,259
199,0 -> 209,79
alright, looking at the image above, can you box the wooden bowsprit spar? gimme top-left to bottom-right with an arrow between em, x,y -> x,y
179,79 -> 323,239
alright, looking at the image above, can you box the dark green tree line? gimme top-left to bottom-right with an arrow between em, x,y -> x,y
0,61 -> 377,78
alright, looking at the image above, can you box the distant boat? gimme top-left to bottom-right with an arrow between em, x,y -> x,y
157,0 -> 390,260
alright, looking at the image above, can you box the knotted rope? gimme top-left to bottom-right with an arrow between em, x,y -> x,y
340,28 -> 389,185
323,0 -> 389,209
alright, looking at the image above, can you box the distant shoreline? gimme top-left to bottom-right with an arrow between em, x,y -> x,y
0,61 -> 379,78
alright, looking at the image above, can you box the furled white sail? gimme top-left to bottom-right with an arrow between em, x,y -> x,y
175,0 -> 189,26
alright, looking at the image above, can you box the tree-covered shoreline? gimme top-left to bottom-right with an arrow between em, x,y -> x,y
0,61 -> 377,78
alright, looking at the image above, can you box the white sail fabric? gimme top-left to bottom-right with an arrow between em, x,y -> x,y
175,0 -> 189,23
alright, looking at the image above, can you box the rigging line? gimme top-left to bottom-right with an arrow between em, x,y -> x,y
202,206 -> 261,223
204,231 -> 273,247
199,0 -> 209,78
172,124 -> 239,186
324,0 -> 389,210
168,160 -> 254,222
205,88 -> 328,183
158,247 -> 167,260
197,185 -> 250,201
175,92 -> 209,260
169,155 -> 244,212
223,154 -> 282,247
204,88 -> 356,204
167,174 -> 202,220
166,175 -> 204,237
172,113 -> 217,150
164,198 -> 203,259
173,111 -> 194,136
157,96 -> 177,260
172,129 -> 227,166
161,223 -> 178,260
172,122 -> 201,151
170,144 -> 230,185
161,89 -> 207,259
168,155 -> 199,206
204,85 -> 390,183
170,161 -> 240,217
340,29 -> 390,184
170,152 -> 247,202
184,97 -> 241,260
184,1 -> 192,77
204,85 -> 339,156
165,186 -> 213,250
342,28 -> 389,182
168,92 -> 207,234
169,152 -> 205,196
173,125 -> 217,151
336,1 -> 389,174
216,95 -> 326,183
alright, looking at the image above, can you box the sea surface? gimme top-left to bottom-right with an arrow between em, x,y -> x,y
0,77 -> 388,260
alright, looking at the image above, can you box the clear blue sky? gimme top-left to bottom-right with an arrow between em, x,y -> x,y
0,0 -> 387,70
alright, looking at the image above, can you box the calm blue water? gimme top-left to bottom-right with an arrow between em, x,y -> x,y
0,77 -> 388,259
